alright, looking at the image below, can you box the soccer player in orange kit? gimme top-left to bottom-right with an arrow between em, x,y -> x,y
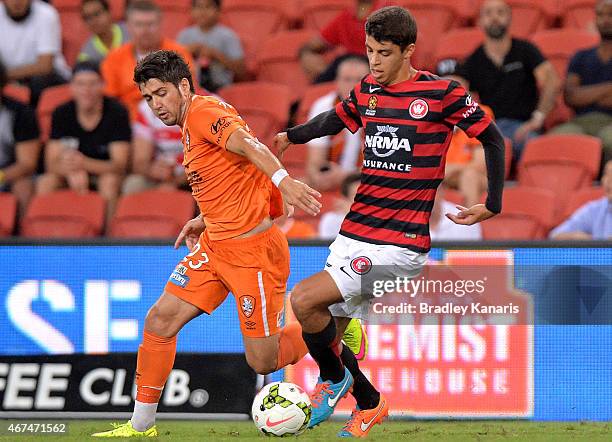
93,50 -> 322,437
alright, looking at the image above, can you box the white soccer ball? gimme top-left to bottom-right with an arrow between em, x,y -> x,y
251,382 -> 312,436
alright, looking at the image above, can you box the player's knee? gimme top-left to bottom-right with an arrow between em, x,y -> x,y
246,354 -> 277,375
290,283 -> 313,318
144,304 -> 176,337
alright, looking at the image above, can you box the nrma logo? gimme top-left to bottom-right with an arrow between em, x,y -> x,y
365,125 -> 411,158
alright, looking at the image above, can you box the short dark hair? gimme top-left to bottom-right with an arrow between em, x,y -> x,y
0,60 -> 6,90
134,50 -> 195,93
127,0 -> 161,16
365,6 -> 417,50
341,173 -> 361,198
192,0 -> 221,8
81,0 -> 109,11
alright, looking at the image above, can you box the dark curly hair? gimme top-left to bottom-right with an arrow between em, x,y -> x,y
134,50 -> 194,93
365,6 -> 417,50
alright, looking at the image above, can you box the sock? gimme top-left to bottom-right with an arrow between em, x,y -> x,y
276,322 -> 308,370
302,316 -> 344,383
132,331 -> 176,431
340,344 -> 380,410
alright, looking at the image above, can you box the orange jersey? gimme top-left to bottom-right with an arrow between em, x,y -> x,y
181,95 -> 283,240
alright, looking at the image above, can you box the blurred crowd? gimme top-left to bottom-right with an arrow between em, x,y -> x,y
0,0 -> 610,240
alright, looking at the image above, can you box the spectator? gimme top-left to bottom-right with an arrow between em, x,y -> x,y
122,99 -> 186,194
318,173 -> 360,239
445,104 -> 496,207
306,56 -> 368,191
455,0 -> 560,160
36,62 -> 130,221
549,160 -> 612,240
275,214 -> 317,239
552,0 -> 612,167
177,0 -> 245,92
300,0 -> 381,83
101,0 -> 195,119
431,185 -> 482,241
0,0 -> 70,106
0,61 -> 41,220
78,0 -> 130,66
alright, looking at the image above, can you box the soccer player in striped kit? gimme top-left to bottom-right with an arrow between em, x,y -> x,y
274,6 -> 505,438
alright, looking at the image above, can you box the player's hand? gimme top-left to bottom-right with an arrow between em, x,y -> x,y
445,204 -> 496,226
273,132 -> 292,159
174,216 -> 205,250
278,176 -> 322,216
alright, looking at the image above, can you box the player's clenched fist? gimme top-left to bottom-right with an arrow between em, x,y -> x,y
174,216 -> 206,250
272,132 -> 292,159
278,176 -> 322,217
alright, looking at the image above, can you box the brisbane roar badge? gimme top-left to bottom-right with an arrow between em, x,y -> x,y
240,295 -> 256,318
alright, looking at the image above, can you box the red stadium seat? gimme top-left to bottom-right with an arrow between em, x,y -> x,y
531,29 -> 600,79
443,188 -> 466,205
22,190 -> 105,237
393,0 -> 462,69
296,82 -> 336,124
218,82 -> 292,146
108,0 -> 126,21
160,10 -> 192,39
221,0 -> 288,51
481,186 -> 557,239
302,0 -> 353,31
432,27 -> 484,70
518,134 -> 602,198
504,137 -> 513,179
503,0 -> 556,38
0,193 -> 17,237
110,189 -> 196,238
561,0 -> 597,30
257,30 -> 319,102
52,0 -> 81,12
59,10 -> 92,66
37,84 -> 72,141
2,83 -> 31,104
562,186 -> 605,221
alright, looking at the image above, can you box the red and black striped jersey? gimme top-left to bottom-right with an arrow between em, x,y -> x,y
334,71 -> 491,253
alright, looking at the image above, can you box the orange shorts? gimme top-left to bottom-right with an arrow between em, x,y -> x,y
164,224 -> 290,338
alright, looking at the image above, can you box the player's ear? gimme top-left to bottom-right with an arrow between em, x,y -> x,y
404,43 -> 416,61
178,78 -> 191,98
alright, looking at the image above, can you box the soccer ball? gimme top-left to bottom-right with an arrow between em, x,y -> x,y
251,382 -> 312,436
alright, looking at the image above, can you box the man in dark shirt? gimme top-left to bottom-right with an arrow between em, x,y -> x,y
455,0 -> 560,160
552,0 -> 612,166
36,61 -> 130,220
0,61 -> 41,221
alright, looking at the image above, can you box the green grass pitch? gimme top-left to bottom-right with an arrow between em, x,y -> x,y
0,420 -> 610,441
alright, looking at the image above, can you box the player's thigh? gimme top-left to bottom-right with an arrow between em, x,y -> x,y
145,290 -> 203,337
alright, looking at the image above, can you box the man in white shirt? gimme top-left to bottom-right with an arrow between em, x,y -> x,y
430,185 -> 483,241
306,56 -> 369,191
0,0 -> 70,106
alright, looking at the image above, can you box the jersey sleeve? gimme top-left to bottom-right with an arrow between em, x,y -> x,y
190,99 -> 247,149
441,80 -> 491,138
334,88 -> 362,133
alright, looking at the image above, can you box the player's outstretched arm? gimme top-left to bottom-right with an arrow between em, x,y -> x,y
226,128 -> 322,216
446,122 -> 505,226
273,109 -> 347,158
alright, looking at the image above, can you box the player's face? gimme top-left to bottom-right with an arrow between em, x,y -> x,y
140,78 -> 190,126
480,0 -> 511,39
365,35 -> 413,86
596,1 -> 612,40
